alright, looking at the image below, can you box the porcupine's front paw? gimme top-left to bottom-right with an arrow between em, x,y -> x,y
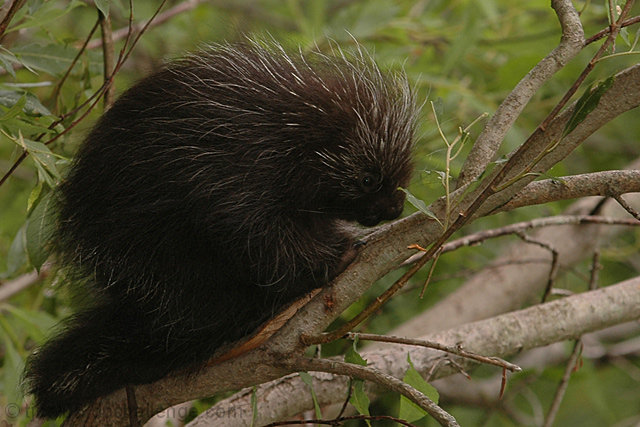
334,239 -> 365,277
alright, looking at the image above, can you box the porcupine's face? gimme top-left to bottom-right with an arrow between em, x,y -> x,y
316,136 -> 415,227
341,158 -> 413,227
351,167 -> 412,227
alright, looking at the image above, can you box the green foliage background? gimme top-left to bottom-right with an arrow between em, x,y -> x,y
0,1 -> 639,426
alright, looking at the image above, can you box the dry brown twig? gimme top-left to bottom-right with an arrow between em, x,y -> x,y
99,10 -> 116,109
613,194 -> 640,220
0,0 -> 27,39
513,232 -> 560,303
345,332 -> 522,373
286,357 -> 459,427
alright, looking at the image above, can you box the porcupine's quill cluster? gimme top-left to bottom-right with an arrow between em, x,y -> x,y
24,39 -> 417,418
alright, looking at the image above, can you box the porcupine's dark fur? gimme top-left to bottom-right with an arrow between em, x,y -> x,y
24,40 -> 417,418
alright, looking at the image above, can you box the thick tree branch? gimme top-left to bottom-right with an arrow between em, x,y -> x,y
498,170 -> 640,212
193,277 -> 640,426
389,192 -> 640,341
457,0 -> 584,186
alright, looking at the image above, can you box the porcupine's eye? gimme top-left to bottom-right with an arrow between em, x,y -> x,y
358,172 -> 382,194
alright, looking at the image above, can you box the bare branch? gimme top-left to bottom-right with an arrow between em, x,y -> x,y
543,340 -> 583,427
585,15 -> 640,45
514,232 -> 560,303
192,277 -> 640,426
388,190 -> 640,340
457,0 -> 584,186
0,0 -> 27,40
497,169 -> 640,212
285,357 -> 459,427
0,267 -> 49,302
99,10 -> 116,109
613,194 -> 640,220
346,332 -> 522,372
402,214 -> 639,268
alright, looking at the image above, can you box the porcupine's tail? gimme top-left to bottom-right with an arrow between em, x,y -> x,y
24,302 -> 165,418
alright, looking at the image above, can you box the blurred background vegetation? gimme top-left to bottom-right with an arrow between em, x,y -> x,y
0,0 -> 639,425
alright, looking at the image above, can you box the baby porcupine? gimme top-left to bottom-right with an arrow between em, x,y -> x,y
24,40 -> 417,417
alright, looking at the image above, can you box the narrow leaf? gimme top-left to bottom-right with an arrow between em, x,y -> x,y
0,90 -> 51,116
299,372 -> 323,419
563,76 -> 615,137
4,225 -> 27,278
349,379 -> 371,418
25,192 -> 55,271
94,0 -> 110,17
400,188 -> 441,223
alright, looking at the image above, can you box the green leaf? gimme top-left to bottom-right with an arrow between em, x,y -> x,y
25,192 -> 56,271
0,90 -> 51,116
442,4 -> 482,74
8,0 -> 84,33
399,354 -> 440,422
345,337 -> 367,366
400,188 -> 441,224
0,325 -> 24,407
299,372 -> 323,419
0,47 -> 19,77
27,181 -> 44,212
94,0 -> 110,17
4,225 -> 28,278
563,76 -> 615,137
349,379 -> 371,418
329,0 -> 398,40
2,305 -> 58,344
12,43 -> 102,76
11,135 -> 62,186
0,94 -> 26,121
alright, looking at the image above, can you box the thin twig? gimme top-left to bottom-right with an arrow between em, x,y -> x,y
457,0 -> 584,186
346,332 -> 522,373
588,251 -> 601,291
402,215 -> 640,267
543,340 -> 583,427
302,244 -> 435,345
0,266 -> 50,302
359,1 -> 636,353
264,414 -> 420,427
99,10 -> 116,109
613,194 -> 640,220
305,214 -> 639,345
288,357 -> 459,427
335,380 -> 352,419
420,247 -> 442,298
49,18 -> 101,114
513,232 -> 560,303
585,15 -> 640,45
0,0 -> 27,40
